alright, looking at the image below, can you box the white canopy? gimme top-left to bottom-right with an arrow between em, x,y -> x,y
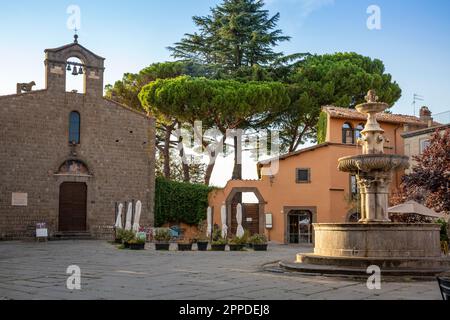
221,205 -> 228,239
206,207 -> 212,238
132,200 -> 142,233
114,203 -> 124,229
236,204 -> 245,238
388,201 -> 446,219
125,202 -> 133,231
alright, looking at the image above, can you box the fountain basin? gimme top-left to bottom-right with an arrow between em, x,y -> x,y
312,223 -> 442,258
356,102 -> 389,114
338,154 -> 409,173
280,223 -> 450,277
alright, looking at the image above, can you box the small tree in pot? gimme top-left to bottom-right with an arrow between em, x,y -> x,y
154,228 -> 172,251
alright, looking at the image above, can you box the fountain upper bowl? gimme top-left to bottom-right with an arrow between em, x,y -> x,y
356,102 -> 389,115
338,154 -> 410,173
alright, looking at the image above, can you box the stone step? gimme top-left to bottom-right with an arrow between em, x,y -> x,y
50,232 -> 93,241
279,260 -> 450,279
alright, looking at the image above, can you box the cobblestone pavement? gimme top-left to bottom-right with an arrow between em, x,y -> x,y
0,241 -> 442,300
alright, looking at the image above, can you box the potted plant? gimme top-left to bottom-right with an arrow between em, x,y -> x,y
115,229 -> 125,244
211,237 -> 227,251
128,237 -> 146,250
249,234 -> 268,251
177,239 -> 194,251
194,221 -> 210,251
228,236 -> 246,251
120,230 -> 136,249
154,228 -> 172,251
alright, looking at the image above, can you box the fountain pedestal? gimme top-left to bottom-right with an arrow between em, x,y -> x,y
281,91 -> 450,277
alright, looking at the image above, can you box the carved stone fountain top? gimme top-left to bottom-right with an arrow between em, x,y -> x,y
338,90 -> 409,223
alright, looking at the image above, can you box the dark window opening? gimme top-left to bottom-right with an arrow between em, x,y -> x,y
69,111 -> 80,144
342,123 -> 354,144
296,169 -> 311,183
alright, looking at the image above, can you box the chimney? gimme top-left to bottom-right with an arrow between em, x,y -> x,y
419,106 -> 433,127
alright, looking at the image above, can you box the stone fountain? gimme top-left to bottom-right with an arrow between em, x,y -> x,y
281,91 -> 450,277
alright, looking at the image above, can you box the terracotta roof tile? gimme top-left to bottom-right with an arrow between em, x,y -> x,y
322,106 -> 430,125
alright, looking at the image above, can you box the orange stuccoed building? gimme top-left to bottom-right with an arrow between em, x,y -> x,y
208,106 -> 438,244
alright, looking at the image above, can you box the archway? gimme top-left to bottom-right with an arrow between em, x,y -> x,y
225,187 -> 266,236
65,57 -> 85,93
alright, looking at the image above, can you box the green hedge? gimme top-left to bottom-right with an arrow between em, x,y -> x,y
155,177 -> 214,227
317,111 -> 328,144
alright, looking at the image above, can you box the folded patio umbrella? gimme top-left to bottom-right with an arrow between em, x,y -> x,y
236,204 -> 245,238
207,207 -> 212,238
125,202 -> 133,231
221,205 -> 228,239
132,200 -> 142,233
114,203 -> 124,229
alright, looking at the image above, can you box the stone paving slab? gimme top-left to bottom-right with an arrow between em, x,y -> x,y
0,241 -> 443,300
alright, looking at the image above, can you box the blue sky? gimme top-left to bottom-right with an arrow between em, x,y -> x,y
1,0 -> 449,186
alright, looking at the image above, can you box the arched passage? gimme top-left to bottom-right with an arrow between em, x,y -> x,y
225,187 -> 266,235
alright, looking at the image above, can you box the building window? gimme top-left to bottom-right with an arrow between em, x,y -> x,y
342,123 -> 354,144
296,169 -> 311,183
354,124 -> 364,141
420,139 -> 430,154
69,111 -> 80,144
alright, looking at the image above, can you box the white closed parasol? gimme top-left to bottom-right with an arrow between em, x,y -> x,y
207,207 -> 212,238
132,200 -> 142,233
125,202 -> 133,231
221,205 -> 228,239
114,203 -> 124,229
236,204 -> 245,238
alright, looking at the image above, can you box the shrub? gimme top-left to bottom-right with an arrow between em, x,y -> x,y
117,230 -> 136,243
437,219 -> 449,242
229,236 -> 247,245
211,237 -> 227,246
128,237 -> 146,245
155,177 -> 214,226
154,228 -> 172,243
249,234 -> 268,245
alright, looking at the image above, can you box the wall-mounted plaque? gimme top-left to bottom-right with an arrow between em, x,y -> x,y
12,193 -> 28,206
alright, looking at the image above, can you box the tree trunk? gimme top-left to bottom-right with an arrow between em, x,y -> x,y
177,122 -> 190,183
232,131 -> 243,180
163,127 -> 171,179
162,122 -> 177,179
204,135 -> 226,186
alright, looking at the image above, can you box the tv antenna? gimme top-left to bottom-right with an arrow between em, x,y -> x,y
412,94 -> 424,116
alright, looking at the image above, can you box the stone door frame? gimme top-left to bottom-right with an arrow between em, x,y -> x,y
225,187 -> 267,235
283,206 -> 317,245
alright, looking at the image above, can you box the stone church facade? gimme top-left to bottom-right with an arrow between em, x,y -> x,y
0,37 -> 156,239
